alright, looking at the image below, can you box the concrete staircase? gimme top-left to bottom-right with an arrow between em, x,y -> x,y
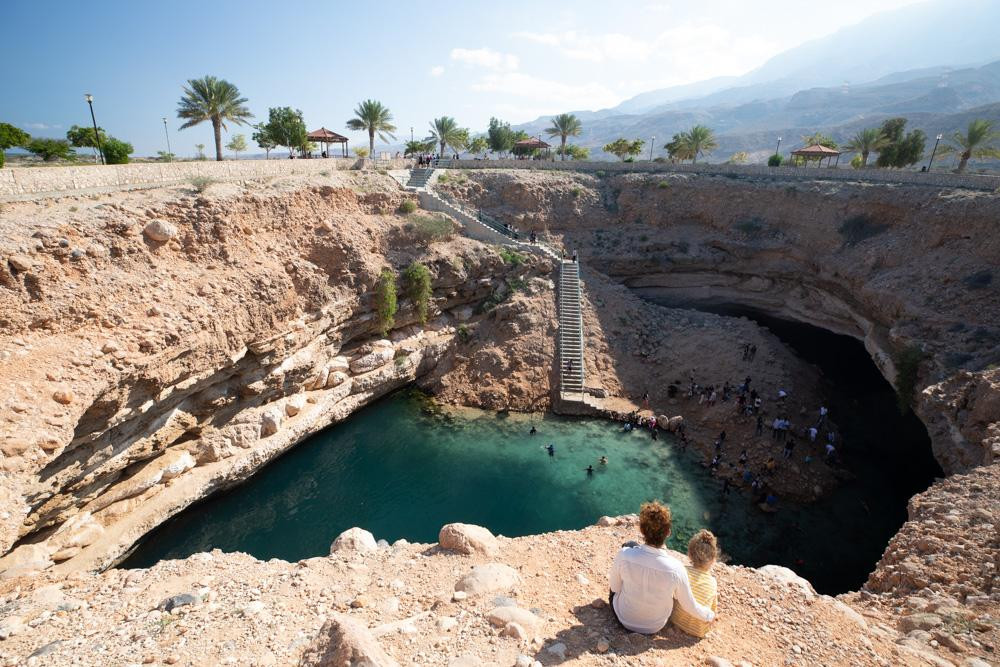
406,169 -> 435,189
558,260 -> 584,395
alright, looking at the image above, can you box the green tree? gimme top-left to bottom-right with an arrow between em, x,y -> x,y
25,138 -> 75,162
603,138 -> 644,161
354,146 -> 370,158
728,151 -> 749,164
801,132 -> 838,149
374,267 -> 398,335
156,151 -> 175,162
0,122 -> 31,168
467,136 -> 489,157
486,117 -> 523,157
943,119 -> 1000,173
428,116 -> 468,157
226,133 -> 247,159
404,139 -> 435,156
402,262 -> 433,325
346,99 -> 396,158
66,124 -> 107,163
176,75 -> 253,161
845,128 -> 887,168
875,118 -> 926,169
850,154 -> 864,169
194,143 -> 206,160
556,144 -> 589,160
260,107 -> 307,158
767,153 -> 783,167
545,113 -> 583,160
102,137 -> 133,164
252,123 -> 277,159
665,125 -> 717,163
665,134 -> 694,162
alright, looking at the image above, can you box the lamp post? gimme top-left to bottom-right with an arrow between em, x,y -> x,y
84,94 -> 105,165
162,118 -> 171,157
410,127 -> 414,142
927,133 -> 943,171
775,136 -> 782,158
649,135 -> 655,161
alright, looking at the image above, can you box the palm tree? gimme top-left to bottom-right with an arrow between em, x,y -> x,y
681,125 -> 717,163
177,76 -> 253,161
545,113 -> 583,160
801,132 -> 837,149
845,128 -> 886,168
427,117 -> 467,157
346,100 -> 397,158
946,119 -> 1000,173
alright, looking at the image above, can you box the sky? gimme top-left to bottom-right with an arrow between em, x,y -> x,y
1,0 -> 931,157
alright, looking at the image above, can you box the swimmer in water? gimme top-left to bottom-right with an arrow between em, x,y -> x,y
546,444 -> 555,457
529,426 -> 537,435
585,465 -> 594,475
599,456 -> 608,465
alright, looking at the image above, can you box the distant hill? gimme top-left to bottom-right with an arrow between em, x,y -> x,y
512,0 -> 1000,163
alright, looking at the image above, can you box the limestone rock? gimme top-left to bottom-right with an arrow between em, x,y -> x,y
0,616 -> 26,640
260,410 -> 281,437
830,598 -> 868,630
501,622 -> 529,642
706,658 -> 734,667
300,612 -> 399,667
285,394 -> 305,417
158,593 -> 199,612
487,607 -> 541,635
330,527 -> 377,554
327,356 -> 350,373
350,347 -> 395,374
158,449 -> 196,480
455,563 -> 520,596
596,516 -> 616,527
439,523 -> 499,556
52,387 -> 75,405
0,543 -> 53,578
51,511 -> 104,550
326,370 -> 350,388
8,254 -> 35,272
758,565 -> 815,598
143,220 -> 178,242
88,465 -> 164,512
899,613 -> 944,632
545,643 -> 567,660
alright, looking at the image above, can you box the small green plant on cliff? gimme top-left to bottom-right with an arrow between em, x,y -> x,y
570,186 -> 582,197
375,267 -> 398,335
893,345 -> 924,413
398,199 -> 417,215
405,214 -> 455,245
657,180 -> 670,189
498,247 -> 524,266
402,261 -> 432,325
189,176 -> 216,193
457,324 -> 471,342
838,214 -> 888,247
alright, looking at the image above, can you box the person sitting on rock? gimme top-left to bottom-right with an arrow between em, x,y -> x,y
669,530 -> 719,638
608,502 -> 715,635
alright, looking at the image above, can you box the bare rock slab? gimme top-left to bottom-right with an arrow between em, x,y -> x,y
454,563 -> 520,596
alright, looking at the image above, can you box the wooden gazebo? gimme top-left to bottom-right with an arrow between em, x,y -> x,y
307,127 -> 349,157
513,137 -> 551,158
791,143 -> 841,167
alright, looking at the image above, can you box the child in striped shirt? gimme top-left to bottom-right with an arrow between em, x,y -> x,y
669,529 -> 719,638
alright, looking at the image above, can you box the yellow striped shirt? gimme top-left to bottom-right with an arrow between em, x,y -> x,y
669,566 -> 717,638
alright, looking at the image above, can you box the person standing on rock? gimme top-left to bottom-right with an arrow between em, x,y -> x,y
608,502 -> 715,635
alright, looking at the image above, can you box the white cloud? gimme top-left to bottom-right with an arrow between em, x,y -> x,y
429,65 -> 445,77
450,47 -> 519,71
514,31 -> 654,63
470,72 -> 620,118
25,122 -> 61,130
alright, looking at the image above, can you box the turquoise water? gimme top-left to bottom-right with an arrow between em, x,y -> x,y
121,388 -> 918,593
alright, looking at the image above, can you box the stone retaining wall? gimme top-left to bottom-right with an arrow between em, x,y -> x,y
440,159 -> 1000,191
0,158 -> 415,200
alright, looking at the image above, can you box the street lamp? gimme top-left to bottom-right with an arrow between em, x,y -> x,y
162,118 -> 172,157
775,136 -> 782,157
84,94 -> 105,165
649,135 -> 655,161
410,127 -> 414,142
927,133 -> 943,171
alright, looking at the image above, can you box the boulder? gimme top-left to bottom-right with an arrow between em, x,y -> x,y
439,523 -> 499,556
158,450 -> 196,480
326,370 -> 350,388
285,395 -> 306,417
52,387 -> 75,405
454,564 -> 520,596
758,565 -> 816,598
300,612 -> 399,667
666,416 -> 684,432
51,511 -> 104,550
330,527 -> 378,554
899,613 -> 944,633
0,543 -> 53,578
656,414 -> 670,430
350,347 -> 395,374
158,593 -> 200,612
501,622 -> 529,642
8,255 -> 35,272
487,607 -> 542,635
327,356 -> 350,373
260,410 -> 281,437
143,220 -> 178,242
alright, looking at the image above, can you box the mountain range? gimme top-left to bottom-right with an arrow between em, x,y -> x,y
513,0 -> 1000,164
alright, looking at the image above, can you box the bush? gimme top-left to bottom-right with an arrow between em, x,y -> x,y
457,324 -> 471,343
595,170 -> 606,177
375,268 -> 398,335
893,345 -> 924,413
570,186 -> 582,197
768,154 -> 783,167
189,176 -> 216,193
838,215 -> 888,246
657,180 -> 670,189
25,138 -> 75,162
402,262 -> 432,324
102,137 -> 133,164
398,199 -> 417,215
406,214 -> 455,244
498,247 -> 524,266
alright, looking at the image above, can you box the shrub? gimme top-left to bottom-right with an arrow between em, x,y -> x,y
507,277 -> 526,292
375,268 -> 398,335
657,180 -> 670,189
25,138 -> 75,162
838,215 -> 888,246
768,154 -> 783,167
962,270 -> 993,290
189,176 -> 216,193
398,199 -> 417,215
102,137 -> 133,164
893,345 -> 924,413
406,214 -> 455,244
457,324 -> 471,342
570,186 -> 582,197
595,170 -> 606,177
498,247 -> 524,266
437,173 -> 449,184
402,262 -> 432,324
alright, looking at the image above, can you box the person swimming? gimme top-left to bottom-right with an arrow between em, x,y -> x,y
585,465 -> 594,475
599,456 -> 608,465
546,444 -> 555,457
529,426 -> 537,435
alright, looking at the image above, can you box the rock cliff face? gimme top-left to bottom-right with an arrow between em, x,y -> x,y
0,176 -> 552,576
440,170 -> 1000,475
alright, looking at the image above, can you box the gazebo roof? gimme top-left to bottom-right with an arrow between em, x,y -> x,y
791,143 -> 841,156
514,137 -> 550,149
307,127 -> 348,142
